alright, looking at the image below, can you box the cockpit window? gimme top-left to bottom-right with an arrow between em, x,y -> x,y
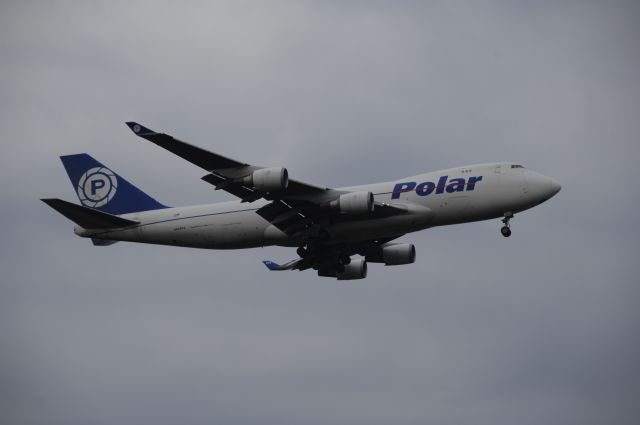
511,164 -> 524,169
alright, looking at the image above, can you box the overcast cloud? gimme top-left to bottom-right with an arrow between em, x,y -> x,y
1,1 -> 639,424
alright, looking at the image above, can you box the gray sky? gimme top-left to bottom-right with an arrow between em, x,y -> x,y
2,1 -> 639,424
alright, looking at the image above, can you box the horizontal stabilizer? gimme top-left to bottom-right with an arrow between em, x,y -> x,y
41,198 -> 138,229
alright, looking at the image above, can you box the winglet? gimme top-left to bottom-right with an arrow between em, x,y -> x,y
125,122 -> 157,136
262,260 -> 282,271
262,258 -> 302,271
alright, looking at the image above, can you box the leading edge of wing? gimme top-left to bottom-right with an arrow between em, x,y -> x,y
125,121 -> 248,171
126,121 -> 329,198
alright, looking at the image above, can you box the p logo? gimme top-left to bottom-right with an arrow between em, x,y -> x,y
77,167 -> 118,208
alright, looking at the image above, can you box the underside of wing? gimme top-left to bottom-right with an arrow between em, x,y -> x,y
263,235 -> 403,276
256,198 -> 409,239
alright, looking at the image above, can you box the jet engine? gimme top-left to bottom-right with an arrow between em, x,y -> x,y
330,191 -> 375,214
244,167 -> 288,192
366,243 -> 416,266
337,258 -> 368,280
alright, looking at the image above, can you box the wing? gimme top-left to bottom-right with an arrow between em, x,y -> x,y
263,236 -> 402,272
125,122 -> 331,203
254,198 -> 407,240
126,122 -> 408,240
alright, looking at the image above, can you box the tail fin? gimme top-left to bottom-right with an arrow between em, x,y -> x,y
60,154 -> 168,215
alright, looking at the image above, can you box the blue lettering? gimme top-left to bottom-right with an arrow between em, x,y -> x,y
416,181 -> 435,196
446,178 -> 466,193
435,175 -> 448,194
91,179 -> 105,195
466,176 -> 483,190
390,175 -> 483,198
391,182 -> 416,199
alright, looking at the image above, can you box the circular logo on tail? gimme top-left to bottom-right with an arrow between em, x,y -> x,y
77,167 -> 118,208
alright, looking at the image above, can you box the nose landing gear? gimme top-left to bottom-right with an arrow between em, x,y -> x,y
500,212 -> 513,237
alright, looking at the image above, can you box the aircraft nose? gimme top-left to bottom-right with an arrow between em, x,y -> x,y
524,171 -> 561,202
549,178 -> 562,197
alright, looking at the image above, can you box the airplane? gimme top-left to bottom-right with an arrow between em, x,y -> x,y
42,122 -> 561,280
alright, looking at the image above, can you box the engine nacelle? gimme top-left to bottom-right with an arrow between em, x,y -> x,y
366,243 -> 416,266
337,258 -> 368,280
383,243 -> 416,265
330,191 -> 374,214
244,167 -> 288,192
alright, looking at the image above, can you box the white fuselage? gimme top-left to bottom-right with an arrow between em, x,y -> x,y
76,163 -> 561,248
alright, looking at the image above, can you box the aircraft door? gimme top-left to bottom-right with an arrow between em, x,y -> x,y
510,166 -> 528,199
519,168 -> 529,197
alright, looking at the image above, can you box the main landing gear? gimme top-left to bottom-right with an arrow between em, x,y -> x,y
296,230 -> 351,273
297,230 -> 330,258
500,212 -> 513,237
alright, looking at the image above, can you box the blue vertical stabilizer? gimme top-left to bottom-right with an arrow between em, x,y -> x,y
60,154 -> 168,215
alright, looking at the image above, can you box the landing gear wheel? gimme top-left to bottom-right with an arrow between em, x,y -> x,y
500,212 -> 514,238
335,264 -> 345,274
